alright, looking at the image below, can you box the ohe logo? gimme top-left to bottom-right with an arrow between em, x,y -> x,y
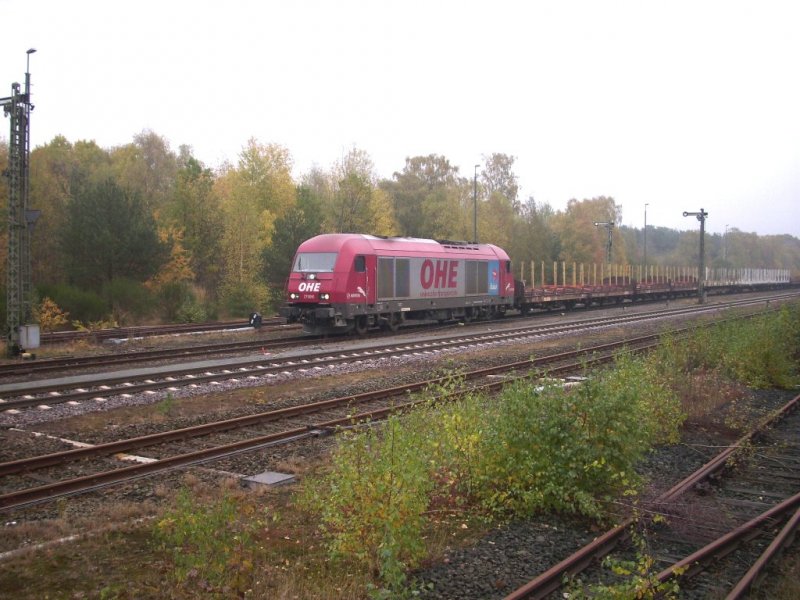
298,282 -> 321,292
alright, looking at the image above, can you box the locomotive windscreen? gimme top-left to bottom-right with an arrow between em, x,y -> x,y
293,252 -> 337,272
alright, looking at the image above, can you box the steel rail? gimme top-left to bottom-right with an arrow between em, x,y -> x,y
0,331 -> 323,377
0,336 -> 649,477
655,491 -> 800,589
503,392 -> 800,600
0,338 -> 655,511
4,291 -> 795,378
37,318 -> 287,345
0,312 -> 671,408
1,298 -> 779,410
726,505 -> 800,599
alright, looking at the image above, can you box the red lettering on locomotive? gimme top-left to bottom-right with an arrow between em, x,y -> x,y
421,259 -> 459,289
448,261 -> 459,287
434,260 -> 448,288
420,260 -> 434,289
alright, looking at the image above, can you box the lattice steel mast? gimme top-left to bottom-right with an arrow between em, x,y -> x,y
2,49 -> 38,354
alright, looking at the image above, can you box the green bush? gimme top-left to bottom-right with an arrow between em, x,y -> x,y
716,307 -> 800,388
301,356 -> 684,590
301,417 -> 433,588
176,297 -> 208,323
102,278 -> 153,324
653,305 -> 800,389
36,283 -> 108,323
472,360 -> 681,519
156,280 -> 191,322
220,281 -> 269,319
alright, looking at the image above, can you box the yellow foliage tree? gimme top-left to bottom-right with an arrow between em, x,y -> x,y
146,226 -> 195,289
35,297 -> 70,332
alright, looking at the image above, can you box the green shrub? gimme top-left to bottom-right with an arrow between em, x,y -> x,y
472,362 -> 681,519
653,305 -> 800,389
716,307 -> 800,388
176,297 -> 208,323
220,281 -> 269,318
301,417 -> 433,589
301,356 -> 685,590
102,278 -> 153,324
36,283 -> 108,323
156,280 -> 191,322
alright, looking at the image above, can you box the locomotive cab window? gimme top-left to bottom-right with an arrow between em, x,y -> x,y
293,252 -> 337,273
354,255 -> 366,273
506,260 -> 511,273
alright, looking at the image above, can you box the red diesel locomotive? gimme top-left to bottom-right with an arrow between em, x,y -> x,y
280,234 -> 515,334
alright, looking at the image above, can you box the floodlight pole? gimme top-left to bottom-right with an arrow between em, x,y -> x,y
473,164 -> 480,243
643,203 -> 649,269
683,208 -> 708,304
723,224 -> 729,262
593,221 -> 614,264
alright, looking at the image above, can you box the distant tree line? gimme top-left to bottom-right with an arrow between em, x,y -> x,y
1,132 -> 798,327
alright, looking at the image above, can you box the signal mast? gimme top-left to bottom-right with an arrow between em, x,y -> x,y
2,49 -> 40,356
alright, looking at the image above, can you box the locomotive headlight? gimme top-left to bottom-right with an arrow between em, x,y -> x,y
320,293 -> 330,300
289,293 -> 298,300
308,273 -> 316,280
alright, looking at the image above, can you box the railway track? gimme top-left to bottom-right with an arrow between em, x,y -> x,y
0,330 -> 325,378
37,317 -> 288,345
6,291 -> 796,379
503,393 -> 800,599
0,296 -> 788,414
0,335 -> 656,512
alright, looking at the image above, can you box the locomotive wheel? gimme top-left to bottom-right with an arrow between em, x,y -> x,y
381,313 -> 400,332
354,315 -> 369,335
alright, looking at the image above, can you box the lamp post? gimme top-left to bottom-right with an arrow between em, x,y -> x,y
643,203 -> 649,271
473,164 -> 480,243
723,224 -> 729,262
683,208 -> 708,304
593,221 -> 614,264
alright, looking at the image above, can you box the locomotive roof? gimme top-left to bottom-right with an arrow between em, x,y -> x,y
296,233 -> 509,259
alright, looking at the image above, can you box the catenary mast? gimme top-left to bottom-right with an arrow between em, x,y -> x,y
2,49 -> 39,355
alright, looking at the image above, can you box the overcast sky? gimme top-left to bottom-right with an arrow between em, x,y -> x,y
2,0 -> 798,237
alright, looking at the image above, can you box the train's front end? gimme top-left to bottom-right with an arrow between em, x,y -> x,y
279,234 -> 356,334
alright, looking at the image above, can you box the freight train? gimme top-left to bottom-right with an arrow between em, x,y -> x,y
279,234 -> 792,335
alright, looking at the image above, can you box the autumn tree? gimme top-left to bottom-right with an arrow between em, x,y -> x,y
216,139 -> 296,314
481,153 -> 520,212
381,154 -> 464,239
60,178 -> 167,290
323,147 -> 396,235
263,184 -> 325,289
29,137 -> 111,285
507,197 -> 561,277
160,149 -> 224,297
110,130 -> 178,213
553,196 -> 626,264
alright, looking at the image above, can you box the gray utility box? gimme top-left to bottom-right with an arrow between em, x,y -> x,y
19,324 -> 40,349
